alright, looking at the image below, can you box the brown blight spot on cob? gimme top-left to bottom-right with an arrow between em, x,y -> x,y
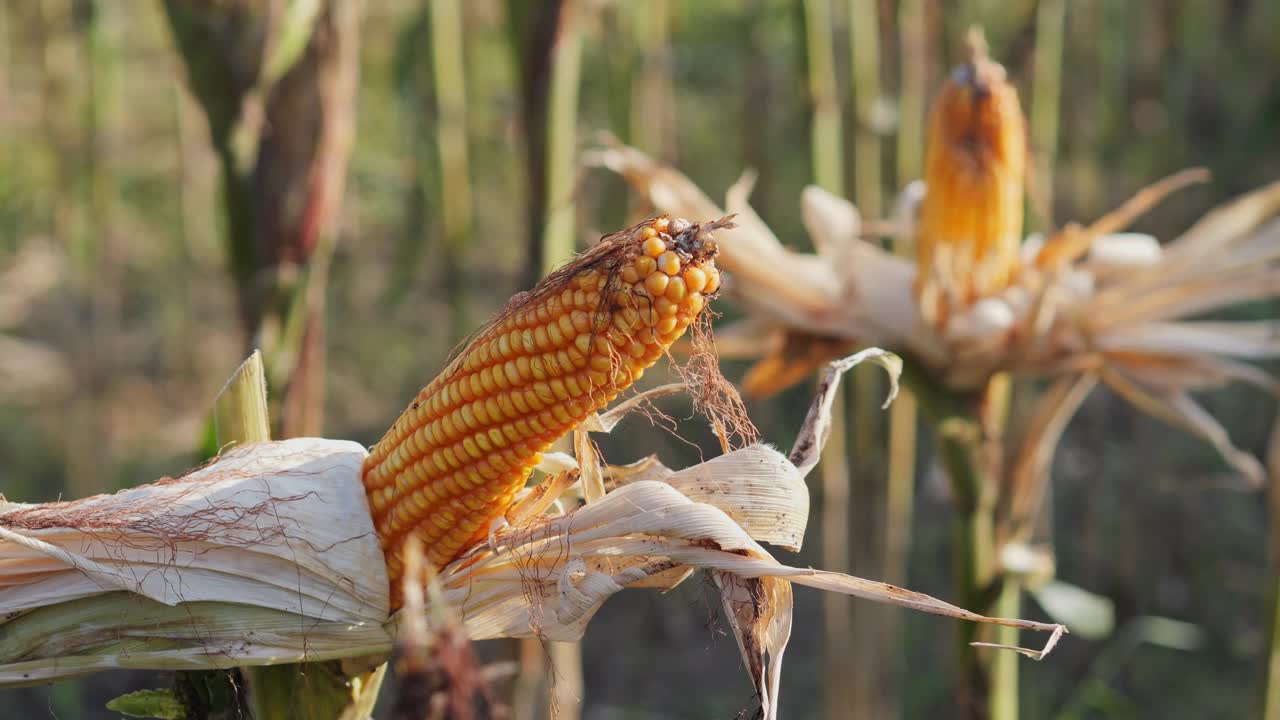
363,215 -> 737,603
916,28 -> 1027,324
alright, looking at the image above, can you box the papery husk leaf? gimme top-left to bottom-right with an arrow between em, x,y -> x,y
1083,351 -> 1280,395
661,444 -> 809,551
574,428 -> 607,505
1090,268 -> 1280,332
436,480 -> 1063,649
1006,373 -> 1099,541
800,185 -> 861,260
1096,321 -> 1280,359
1100,368 -> 1265,486
0,438 -> 386,621
1159,179 -> 1280,274
0,595 -> 394,686
714,570 -> 792,720
725,172 -> 845,319
788,348 -> 902,477
1,367 -> 1062,699
1029,580 -> 1115,641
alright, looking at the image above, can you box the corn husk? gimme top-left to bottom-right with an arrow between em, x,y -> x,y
591,142 -> 1280,487
0,351 -> 1063,718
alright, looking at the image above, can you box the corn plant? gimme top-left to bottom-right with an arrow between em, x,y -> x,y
0,216 -> 1063,720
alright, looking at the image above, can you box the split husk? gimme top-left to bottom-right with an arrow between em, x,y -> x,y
0,351 -> 1064,718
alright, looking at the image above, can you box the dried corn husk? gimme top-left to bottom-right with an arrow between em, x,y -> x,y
0,352 -> 1063,719
591,142 -> 1280,486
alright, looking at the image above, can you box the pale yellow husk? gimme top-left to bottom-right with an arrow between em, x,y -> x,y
590,142 -> 1280,487
0,352 -> 1063,719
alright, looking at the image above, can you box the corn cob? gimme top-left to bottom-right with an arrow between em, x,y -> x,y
364,216 -> 727,598
916,31 -> 1026,319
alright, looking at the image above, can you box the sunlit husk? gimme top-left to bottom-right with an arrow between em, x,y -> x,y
593,142 -> 1280,485
0,355 -> 1062,717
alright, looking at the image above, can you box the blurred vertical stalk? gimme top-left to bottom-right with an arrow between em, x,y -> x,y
882,0 -> 928,717
1264,419 -> 1280,720
986,6 -> 1065,719
803,0 -> 843,198
164,0 -> 361,439
628,0 -> 673,161
848,1 -> 897,717
1029,0 -> 1065,229
802,1 -> 853,717
896,0 -> 926,192
541,0 -> 582,276
848,0 -> 880,218
429,0 -> 472,341
504,0 -> 559,289
69,0 -> 115,500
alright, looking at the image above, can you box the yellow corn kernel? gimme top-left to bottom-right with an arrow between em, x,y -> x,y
363,215 -> 728,606
657,251 -> 682,276
644,272 -> 669,297
682,267 -> 708,294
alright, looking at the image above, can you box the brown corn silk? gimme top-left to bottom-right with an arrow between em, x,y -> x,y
916,31 -> 1026,319
363,216 -> 729,602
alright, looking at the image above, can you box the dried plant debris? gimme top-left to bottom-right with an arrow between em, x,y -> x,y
392,539 -> 508,720
593,140 -> 1280,487
0,350 -> 1064,720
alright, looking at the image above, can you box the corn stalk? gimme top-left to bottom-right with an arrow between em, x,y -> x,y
1265,420 -> 1280,719
168,352 -> 387,720
162,0 -> 360,439
801,2 -> 858,717
429,0 -> 473,341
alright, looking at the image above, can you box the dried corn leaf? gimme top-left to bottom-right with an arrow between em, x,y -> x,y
1096,321 -> 1280,360
1100,368 -> 1266,486
0,438 -> 385,621
0,359 -> 1062,700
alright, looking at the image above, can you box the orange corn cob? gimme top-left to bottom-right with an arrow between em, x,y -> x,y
363,216 -> 728,599
916,31 -> 1026,319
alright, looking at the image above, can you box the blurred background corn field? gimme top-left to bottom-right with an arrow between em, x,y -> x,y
1,1 -> 1278,718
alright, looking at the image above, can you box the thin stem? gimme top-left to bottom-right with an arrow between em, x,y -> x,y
804,0 -> 844,197
820,386 -> 854,718
896,0 -> 927,184
550,641 -> 583,720
628,0 -> 673,161
849,1 -> 895,717
430,0 -> 473,341
803,3 -> 853,716
885,5 -> 926,717
1261,420 -> 1280,719
1030,0 -> 1065,230
542,0 -> 582,276
849,0 -> 881,218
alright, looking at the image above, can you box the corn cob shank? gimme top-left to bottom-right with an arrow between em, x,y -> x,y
364,216 -> 727,596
